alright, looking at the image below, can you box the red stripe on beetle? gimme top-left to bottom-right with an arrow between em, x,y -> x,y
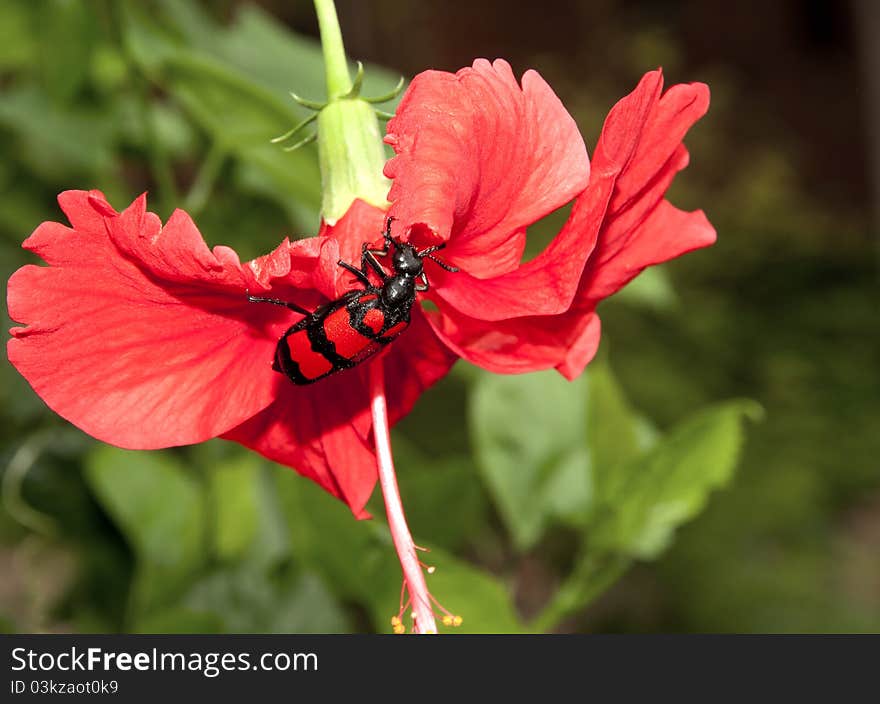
382,321 -> 409,339
286,329 -> 332,379
350,340 -> 383,363
324,308 -> 375,360
362,308 -> 385,334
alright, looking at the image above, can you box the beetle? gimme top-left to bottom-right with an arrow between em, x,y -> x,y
247,218 -> 458,385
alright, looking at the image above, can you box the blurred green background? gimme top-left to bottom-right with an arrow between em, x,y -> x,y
1,0 -> 877,633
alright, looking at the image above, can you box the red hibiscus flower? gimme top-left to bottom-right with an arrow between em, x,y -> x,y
385,61 -> 713,380
6,60 -> 712,525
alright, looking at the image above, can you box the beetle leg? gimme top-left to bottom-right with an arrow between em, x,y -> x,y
368,217 -> 394,258
337,259 -> 372,288
415,272 -> 430,292
361,243 -> 390,280
247,294 -> 310,315
342,218 -> 396,286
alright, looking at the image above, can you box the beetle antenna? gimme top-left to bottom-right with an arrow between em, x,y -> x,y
426,254 -> 458,273
416,243 -> 446,257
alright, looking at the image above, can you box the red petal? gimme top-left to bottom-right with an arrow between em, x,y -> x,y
427,70 -> 666,321
60,189 -> 116,234
555,314 -> 603,381
428,306 -> 603,378
578,79 -> 715,301
429,71 -> 714,377
384,59 -> 589,279
317,199 -> 389,298
581,199 -> 716,303
425,181 -> 610,321
7,192 -> 315,450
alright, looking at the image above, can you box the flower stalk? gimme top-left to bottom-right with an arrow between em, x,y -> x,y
311,0 -> 390,224
369,363 -> 437,634
314,0 -> 352,99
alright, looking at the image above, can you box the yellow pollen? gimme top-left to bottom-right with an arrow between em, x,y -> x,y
391,616 -> 402,627
452,615 -> 463,627
393,623 -> 406,635
426,566 -> 436,574
442,615 -> 453,626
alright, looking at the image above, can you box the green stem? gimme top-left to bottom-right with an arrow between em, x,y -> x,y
2,433 -> 56,537
531,554 -> 631,632
184,144 -> 225,217
313,0 -> 352,99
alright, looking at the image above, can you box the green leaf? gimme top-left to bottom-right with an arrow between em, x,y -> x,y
271,573 -> 351,634
193,4 -> 328,101
84,447 -> 206,614
611,265 -> 679,311
118,1 -> 178,74
586,360 -> 648,509
0,87 -> 118,180
165,3 -> 401,115
162,52 -> 322,218
188,442 -> 289,568
164,53 -> 300,149
470,369 -> 591,550
591,399 -> 762,559
534,399 -> 760,630
207,455 -> 261,562
531,554 -> 630,633
274,469 -> 379,601
171,568 -> 350,634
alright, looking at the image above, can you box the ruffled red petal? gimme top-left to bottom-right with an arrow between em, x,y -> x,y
425,70 -> 714,376
6,191 -> 314,449
384,59 -> 589,280
577,78 -> 715,302
428,305 -> 601,375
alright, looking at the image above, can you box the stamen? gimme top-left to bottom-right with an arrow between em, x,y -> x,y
428,593 -> 463,628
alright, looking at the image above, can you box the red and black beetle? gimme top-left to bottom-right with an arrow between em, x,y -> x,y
248,218 -> 457,385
